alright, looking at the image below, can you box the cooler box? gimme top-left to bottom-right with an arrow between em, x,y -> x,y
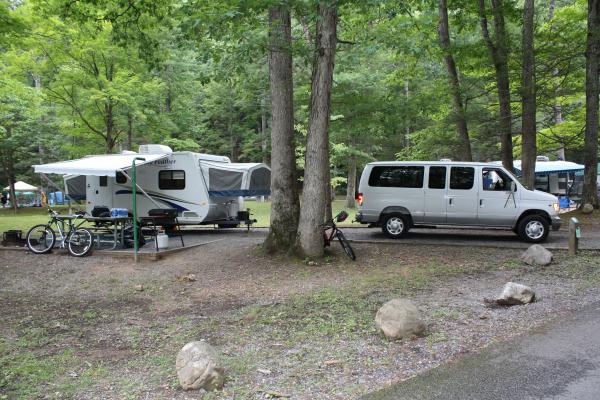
558,196 -> 570,209
110,208 -> 129,217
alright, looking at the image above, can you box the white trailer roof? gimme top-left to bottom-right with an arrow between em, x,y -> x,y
33,154 -> 168,177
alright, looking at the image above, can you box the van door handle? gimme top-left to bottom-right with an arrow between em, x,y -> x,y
448,198 -> 453,205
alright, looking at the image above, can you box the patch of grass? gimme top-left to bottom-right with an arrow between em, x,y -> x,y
0,205 -> 72,233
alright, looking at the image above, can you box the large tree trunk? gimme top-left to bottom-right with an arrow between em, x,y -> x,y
479,0 -> 514,171
548,0 -> 566,160
263,5 -> 300,253
298,1 -> 337,258
438,0 -> 472,161
261,94 -> 269,165
582,0 -> 600,207
3,126 -> 18,212
127,113 -> 134,151
520,0 -> 536,189
345,157 -> 357,208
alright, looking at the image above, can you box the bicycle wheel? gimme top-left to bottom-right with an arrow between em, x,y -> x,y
67,228 -> 94,257
26,225 -> 56,254
336,231 -> 356,260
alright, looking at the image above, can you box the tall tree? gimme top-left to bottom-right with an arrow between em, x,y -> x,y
520,0 -> 536,188
298,1 -> 337,258
478,0 -> 514,171
438,0 -> 472,161
263,4 -> 300,253
583,0 -> 600,207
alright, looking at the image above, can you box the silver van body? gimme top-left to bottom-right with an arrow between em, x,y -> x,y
355,161 -> 561,242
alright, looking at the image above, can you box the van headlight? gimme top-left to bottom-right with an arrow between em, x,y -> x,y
552,202 -> 559,212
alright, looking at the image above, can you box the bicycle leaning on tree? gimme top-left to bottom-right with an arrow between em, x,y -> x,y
322,210 -> 356,260
26,208 -> 94,257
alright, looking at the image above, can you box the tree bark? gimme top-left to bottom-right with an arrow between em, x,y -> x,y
3,126 -> 18,212
438,0 -> 472,161
582,0 -> 600,207
263,5 -> 300,253
261,94 -> 269,165
479,0 -> 514,171
127,113 -> 134,150
345,157 -> 356,208
521,0 -> 537,189
298,1 -> 337,258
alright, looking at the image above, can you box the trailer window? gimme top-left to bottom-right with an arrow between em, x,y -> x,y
428,166 -> 446,189
450,167 -> 474,190
159,170 -> 185,190
369,166 -> 424,188
99,176 -> 107,187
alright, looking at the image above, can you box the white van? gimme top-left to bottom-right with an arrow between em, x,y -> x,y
355,161 -> 561,242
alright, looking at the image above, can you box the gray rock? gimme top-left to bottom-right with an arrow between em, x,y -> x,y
498,282 -> 536,305
176,341 -> 224,391
375,299 -> 425,340
582,203 -> 594,214
520,244 -> 553,266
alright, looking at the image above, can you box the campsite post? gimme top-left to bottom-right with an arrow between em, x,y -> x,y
132,157 -> 146,262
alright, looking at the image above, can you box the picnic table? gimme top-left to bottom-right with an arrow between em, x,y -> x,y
85,216 -> 132,250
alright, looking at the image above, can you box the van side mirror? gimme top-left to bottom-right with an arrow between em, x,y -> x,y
510,181 -> 517,192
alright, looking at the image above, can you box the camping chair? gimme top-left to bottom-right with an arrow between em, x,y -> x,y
138,208 -> 185,251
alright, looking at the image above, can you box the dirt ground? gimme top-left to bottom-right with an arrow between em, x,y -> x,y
1,236 -> 600,399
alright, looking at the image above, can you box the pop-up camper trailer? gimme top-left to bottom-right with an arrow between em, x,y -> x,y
33,145 -> 271,227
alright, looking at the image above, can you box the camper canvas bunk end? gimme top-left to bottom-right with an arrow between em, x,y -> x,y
33,145 -> 271,228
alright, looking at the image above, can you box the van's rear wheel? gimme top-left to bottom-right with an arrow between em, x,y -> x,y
517,215 -> 549,243
382,214 -> 408,239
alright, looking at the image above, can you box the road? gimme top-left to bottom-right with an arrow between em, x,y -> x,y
362,301 -> 600,400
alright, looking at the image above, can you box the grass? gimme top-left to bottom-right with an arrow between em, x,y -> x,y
0,200 -> 363,234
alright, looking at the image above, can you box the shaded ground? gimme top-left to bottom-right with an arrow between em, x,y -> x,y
363,301 -> 600,400
1,235 -> 600,399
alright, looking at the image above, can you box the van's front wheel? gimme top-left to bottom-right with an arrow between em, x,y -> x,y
382,214 -> 408,239
517,215 -> 549,243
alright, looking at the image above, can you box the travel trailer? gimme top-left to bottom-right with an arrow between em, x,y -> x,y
34,145 -> 271,227
355,161 -> 561,243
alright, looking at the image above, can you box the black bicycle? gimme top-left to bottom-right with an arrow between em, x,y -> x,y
26,208 -> 94,257
323,211 -> 356,260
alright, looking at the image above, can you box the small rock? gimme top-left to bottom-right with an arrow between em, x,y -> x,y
134,284 -> 144,292
176,341 -> 224,391
178,274 -> 197,282
478,314 -> 489,320
257,368 -> 272,375
520,244 -> 553,266
582,203 -> 594,214
485,282 -> 536,306
375,299 -> 425,340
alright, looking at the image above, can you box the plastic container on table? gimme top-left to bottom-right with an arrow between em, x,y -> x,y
110,208 -> 129,218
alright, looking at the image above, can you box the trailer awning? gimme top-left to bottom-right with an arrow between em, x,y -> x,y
512,160 -> 585,176
33,154 -> 168,177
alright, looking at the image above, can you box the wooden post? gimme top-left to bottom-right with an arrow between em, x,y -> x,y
568,217 -> 580,256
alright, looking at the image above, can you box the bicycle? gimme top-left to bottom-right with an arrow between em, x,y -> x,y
26,208 -> 94,257
323,210 -> 356,260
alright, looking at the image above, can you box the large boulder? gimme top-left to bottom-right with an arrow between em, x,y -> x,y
582,203 -> 594,214
176,341 -> 224,391
497,282 -> 536,306
375,299 -> 425,340
520,244 -> 553,266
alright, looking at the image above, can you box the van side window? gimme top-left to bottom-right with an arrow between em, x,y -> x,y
428,166 -> 446,189
159,170 -> 185,190
450,167 -> 474,190
482,168 -> 513,191
116,171 -> 127,184
369,166 -> 424,188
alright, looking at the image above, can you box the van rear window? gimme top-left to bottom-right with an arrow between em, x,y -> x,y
368,166 -> 424,188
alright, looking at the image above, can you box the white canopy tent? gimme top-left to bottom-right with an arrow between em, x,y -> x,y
4,181 -> 39,192
33,154 -> 169,177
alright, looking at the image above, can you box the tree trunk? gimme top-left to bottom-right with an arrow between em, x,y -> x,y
345,157 -> 356,208
263,5 -> 300,253
261,94 -> 269,165
3,126 -> 18,212
521,0 -> 537,189
106,101 -> 115,154
438,0 -> 472,161
548,0 -> 565,160
582,0 -> 600,207
298,1 -> 337,258
479,0 -> 514,171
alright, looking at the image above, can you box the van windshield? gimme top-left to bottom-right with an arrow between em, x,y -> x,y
504,168 -> 532,191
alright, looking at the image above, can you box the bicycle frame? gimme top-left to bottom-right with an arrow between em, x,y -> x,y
47,212 -> 87,249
